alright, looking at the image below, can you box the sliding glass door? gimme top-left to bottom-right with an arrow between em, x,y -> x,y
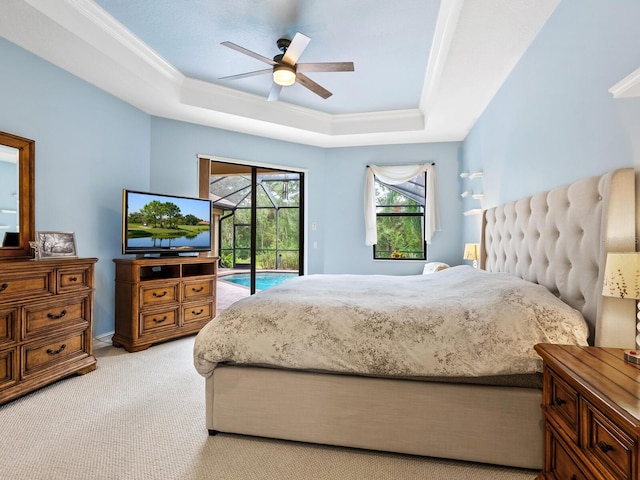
203,159 -> 304,294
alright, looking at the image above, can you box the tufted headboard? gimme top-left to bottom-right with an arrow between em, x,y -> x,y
481,168 -> 636,348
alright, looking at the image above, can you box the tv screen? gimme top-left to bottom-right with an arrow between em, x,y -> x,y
122,189 -> 212,256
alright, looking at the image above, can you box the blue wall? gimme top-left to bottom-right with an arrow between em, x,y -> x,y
5,1 -> 640,336
149,118 -> 464,275
322,143 -> 462,274
462,0 -> 640,244
0,37 -> 464,336
148,117 -> 328,275
0,37 -> 151,336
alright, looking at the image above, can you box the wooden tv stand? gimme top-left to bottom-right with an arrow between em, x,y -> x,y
112,256 -> 217,352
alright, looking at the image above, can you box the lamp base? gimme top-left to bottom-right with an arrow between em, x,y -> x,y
624,349 -> 640,364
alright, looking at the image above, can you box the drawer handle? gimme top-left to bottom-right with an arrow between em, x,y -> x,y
46,344 -> 67,355
152,316 -> 167,324
152,291 -> 168,298
555,397 -> 567,406
0,283 -> 7,292
70,276 -> 78,282
571,476 -> 578,480
598,441 -> 614,454
191,286 -> 204,293
47,309 -> 67,320
192,309 -> 204,316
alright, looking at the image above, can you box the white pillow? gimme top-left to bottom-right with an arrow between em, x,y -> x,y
422,262 -> 449,274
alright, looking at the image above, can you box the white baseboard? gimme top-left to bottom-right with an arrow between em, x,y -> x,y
94,331 -> 114,343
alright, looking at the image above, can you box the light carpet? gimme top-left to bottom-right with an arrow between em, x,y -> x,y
0,335 -> 537,479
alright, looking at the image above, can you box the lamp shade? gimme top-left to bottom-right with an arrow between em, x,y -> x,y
602,252 -> 640,299
463,243 -> 480,261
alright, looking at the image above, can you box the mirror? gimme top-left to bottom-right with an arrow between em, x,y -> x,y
0,131 -> 34,260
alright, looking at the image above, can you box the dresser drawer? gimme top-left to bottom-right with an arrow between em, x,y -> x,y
183,301 -> 213,325
0,308 -> 17,347
0,271 -> 53,302
57,266 -> 91,293
183,278 -> 214,301
0,347 -> 18,390
547,424 -> 595,480
140,308 -> 179,336
583,400 -> 635,480
140,282 -> 179,308
22,330 -> 88,378
23,296 -> 90,339
546,367 -> 580,443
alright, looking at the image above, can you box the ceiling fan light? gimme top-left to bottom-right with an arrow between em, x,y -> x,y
273,65 -> 296,86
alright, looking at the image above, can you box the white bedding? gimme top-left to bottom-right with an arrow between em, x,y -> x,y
194,266 -> 588,379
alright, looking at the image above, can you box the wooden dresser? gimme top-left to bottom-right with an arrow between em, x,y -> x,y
535,344 -> 640,480
0,257 -> 97,404
112,256 -> 217,352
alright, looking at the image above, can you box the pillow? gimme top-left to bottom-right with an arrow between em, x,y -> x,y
422,262 -> 450,274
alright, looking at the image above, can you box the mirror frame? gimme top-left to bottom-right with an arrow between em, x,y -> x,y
0,131 -> 34,260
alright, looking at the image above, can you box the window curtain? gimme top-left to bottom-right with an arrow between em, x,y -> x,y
364,163 -> 440,247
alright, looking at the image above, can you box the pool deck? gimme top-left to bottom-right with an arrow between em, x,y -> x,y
216,269 -> 298,313
216,278 -> 250,312
218,268 -> 298,277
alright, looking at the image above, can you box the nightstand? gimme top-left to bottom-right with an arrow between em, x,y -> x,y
534,344 -> 640,480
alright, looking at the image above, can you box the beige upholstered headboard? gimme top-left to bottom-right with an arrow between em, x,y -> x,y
481,168 -> 636,348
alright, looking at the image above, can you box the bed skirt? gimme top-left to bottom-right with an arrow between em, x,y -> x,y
206,365 -> 543,469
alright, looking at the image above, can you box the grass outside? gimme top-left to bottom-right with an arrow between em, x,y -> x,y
127,223 -> 209,239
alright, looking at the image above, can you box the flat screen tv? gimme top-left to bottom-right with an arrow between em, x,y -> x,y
122,189 -> 212,256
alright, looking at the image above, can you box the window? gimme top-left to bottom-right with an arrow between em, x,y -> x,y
373,172 -> 426,260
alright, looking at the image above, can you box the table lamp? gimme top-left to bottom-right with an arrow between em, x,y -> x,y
463,243 -> 480,268
602,252 -> 640,364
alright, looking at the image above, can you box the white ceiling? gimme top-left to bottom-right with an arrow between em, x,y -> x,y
1,0 -> 560,147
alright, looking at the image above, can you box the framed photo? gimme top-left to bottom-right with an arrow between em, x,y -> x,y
35,231 -> 77,259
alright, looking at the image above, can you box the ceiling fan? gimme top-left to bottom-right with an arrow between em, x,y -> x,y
219,32 -> 354,101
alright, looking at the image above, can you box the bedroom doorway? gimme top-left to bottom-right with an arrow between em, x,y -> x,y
199,158 -> 304,295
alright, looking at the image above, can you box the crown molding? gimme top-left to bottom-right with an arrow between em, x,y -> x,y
609,67 -> 640,99
419,0 -> 464,116
3,0 -> 560,148
11,0 -> 434,147
24,0 -> 183,82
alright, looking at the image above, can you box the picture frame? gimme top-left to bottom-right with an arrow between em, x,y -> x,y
34,231 -> 77,259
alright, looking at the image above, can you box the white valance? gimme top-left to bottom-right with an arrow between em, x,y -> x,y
364,163 -> 440,246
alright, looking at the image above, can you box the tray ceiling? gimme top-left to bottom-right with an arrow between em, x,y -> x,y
0,0 -> 560,147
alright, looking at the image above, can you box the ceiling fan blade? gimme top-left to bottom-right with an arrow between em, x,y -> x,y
221,41 -> 276,65
219,69 -> 272,80
295,73 -> 332,99
268,84 -> 282,102
282,32 -> 311,65
297,62 -> 355,73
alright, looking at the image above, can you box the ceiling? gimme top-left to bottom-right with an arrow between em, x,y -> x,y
0,0 -> 560,147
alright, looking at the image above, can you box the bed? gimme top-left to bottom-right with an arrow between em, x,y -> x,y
193,168 -> 636,469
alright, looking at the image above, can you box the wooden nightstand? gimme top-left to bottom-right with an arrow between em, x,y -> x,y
535,344 -> 640,480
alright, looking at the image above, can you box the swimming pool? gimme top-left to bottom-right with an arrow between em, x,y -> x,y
220,272 -> 298,290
